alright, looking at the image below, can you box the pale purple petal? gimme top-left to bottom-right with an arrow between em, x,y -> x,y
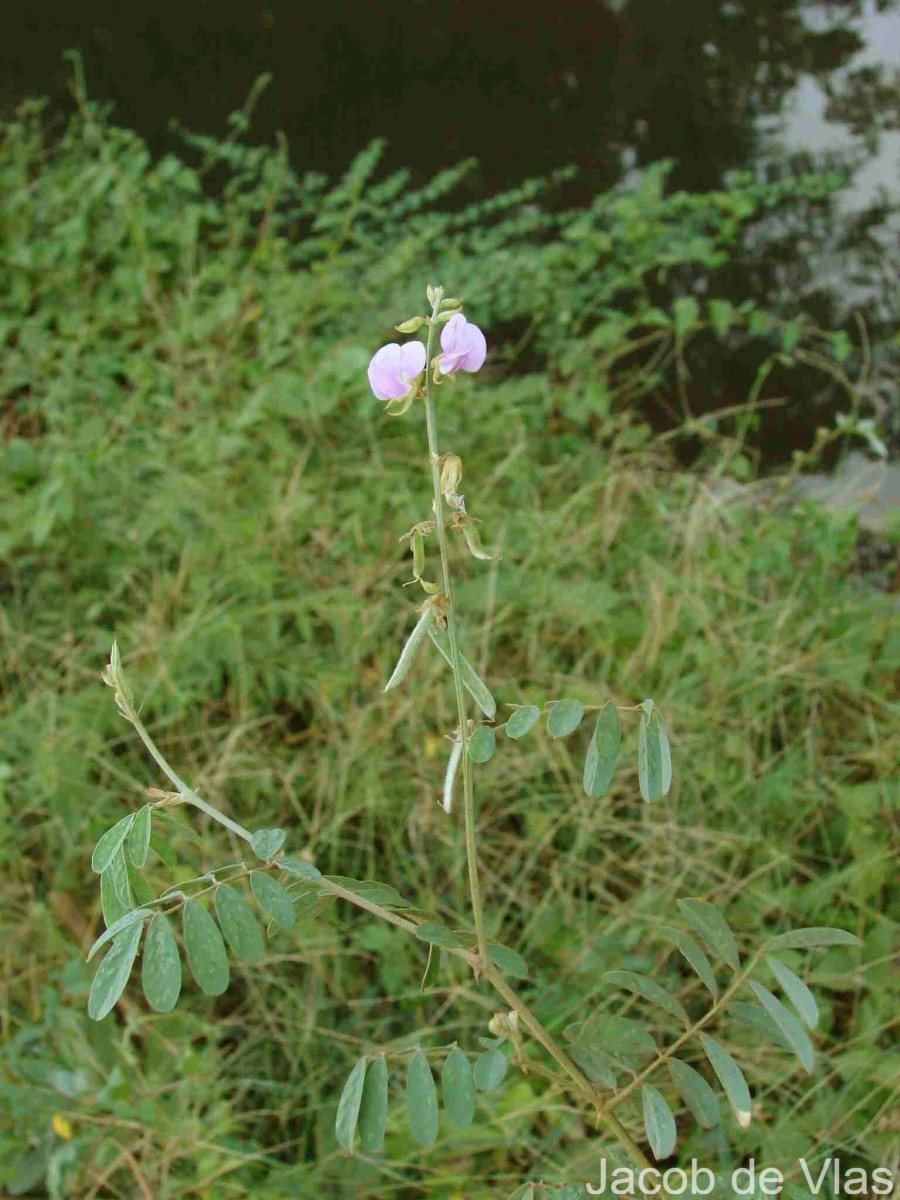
399,340 -> 427,380
439,314 -> 487,375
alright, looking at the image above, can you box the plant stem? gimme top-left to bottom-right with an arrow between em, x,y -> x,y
421,288 -> 490,966
486,966 -> 653,1169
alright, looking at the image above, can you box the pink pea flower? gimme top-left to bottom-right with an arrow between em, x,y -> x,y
440,314 -> 487,375
367,341 -> 427,402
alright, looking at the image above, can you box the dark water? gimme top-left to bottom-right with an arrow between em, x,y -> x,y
4,1 -> 899,458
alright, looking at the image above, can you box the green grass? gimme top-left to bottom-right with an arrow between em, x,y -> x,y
0,76 -> 897,1198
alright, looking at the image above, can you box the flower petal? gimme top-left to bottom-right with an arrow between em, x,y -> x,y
399,340 -> 427,380
368,343 -> 406,401
459,322 -> 487,372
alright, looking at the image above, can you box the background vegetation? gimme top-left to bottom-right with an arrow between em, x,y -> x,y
0,71 -> 897,1197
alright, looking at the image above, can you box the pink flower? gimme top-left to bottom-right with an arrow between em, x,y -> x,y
367,341 -> 427,401
440,314 -> 487,375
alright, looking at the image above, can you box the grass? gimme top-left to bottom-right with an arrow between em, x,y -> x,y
0,75 -> 897,1198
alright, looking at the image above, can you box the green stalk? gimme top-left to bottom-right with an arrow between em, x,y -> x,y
421,287 -> 489,966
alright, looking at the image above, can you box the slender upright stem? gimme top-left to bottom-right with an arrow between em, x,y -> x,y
421,290 -> 489,965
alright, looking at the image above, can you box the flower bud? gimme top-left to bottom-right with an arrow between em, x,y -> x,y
440,297 -> 463,311
395,316 -> 427,334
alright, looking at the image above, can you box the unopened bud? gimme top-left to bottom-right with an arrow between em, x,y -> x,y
395,316 -> 427,334
426,284 -> 444,307
440,297 -> 463,311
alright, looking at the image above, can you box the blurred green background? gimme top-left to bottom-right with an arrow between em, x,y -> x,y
0,51 -> 897,1200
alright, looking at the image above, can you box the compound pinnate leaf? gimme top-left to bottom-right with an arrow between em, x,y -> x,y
638,704 -> 671,801
335,1057 -> 367,1153
91,814 -> 135,875
442,1046 -> 475,1129
765,927 -> 862,952
467,725 -> 496,763
668,1058 -> 720,1129
142,912 -> 182,1013
661,926 -> 718,998
700,1034 -> 752,1129
583,702 -> 621,798
547,699 -> 584,738
677,898 -> 740,970
605,970 -> 688,1024
182,899 -> 230,996
505,705 -> 541,739
767,957 -> 818,1029
358,1054 -> 389,1154
642,1083 -> 677,1160
473,1046 -> 507,1091
250,872 -> 295,929
250,827 -> 286,861
406,1050 -> 439,1147
87,908 -> 152,962
215,883 -> 265,963
750,982 -> 815,1073
125,805 -> 152,870
88,921 -> 142,1021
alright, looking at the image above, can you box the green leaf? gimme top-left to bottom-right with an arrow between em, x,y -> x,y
335,1057 -> 367,1153
250,872 -> 295,929
486,942 -> 528,979
326,877 -> 411,907
100,847 -> 135,927
279,856 -> 323,884
767,957 -> 818,1029
473,1046 -> 507,1091
638,705 -> 671,801
700,1034 -> 752,1129
467,725 -> 496,763
677,898 -> 740,970
125,805 -> 152,870
566,1014 -> 656,1072
406,1049 -> 439,1147
88,922 -> 143,1021
661,927 -> 718,998
568,1042 -> 619,1089
750,982 -> 815,1073
182,899 -> 230,996
668,1058 -> 720,1129
673,295 -> 700,339
547,699 -> 584,738
141,912 -> 182,1013
605,970 -> 688,1023
765,927 -> 862,952
91,814 -> 135,874
442,1046 -> 475,1128
250,827 -> 286,861
358,1054 -> 389,1154
709,298 -> 735,338
384,605 -> 435,691
730,1002 -> 792,1051
414,922 -> 467,951
428,627 -> 496,718
583,702 -> 621,798
86,908 -> 152,963
642,1083 -> 677,1160
215,884 -> 265,963
505,705 -> 540,739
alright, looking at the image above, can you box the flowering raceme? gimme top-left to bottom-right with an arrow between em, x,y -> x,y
367,341 -> 427,401
439,314 -> 486,375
